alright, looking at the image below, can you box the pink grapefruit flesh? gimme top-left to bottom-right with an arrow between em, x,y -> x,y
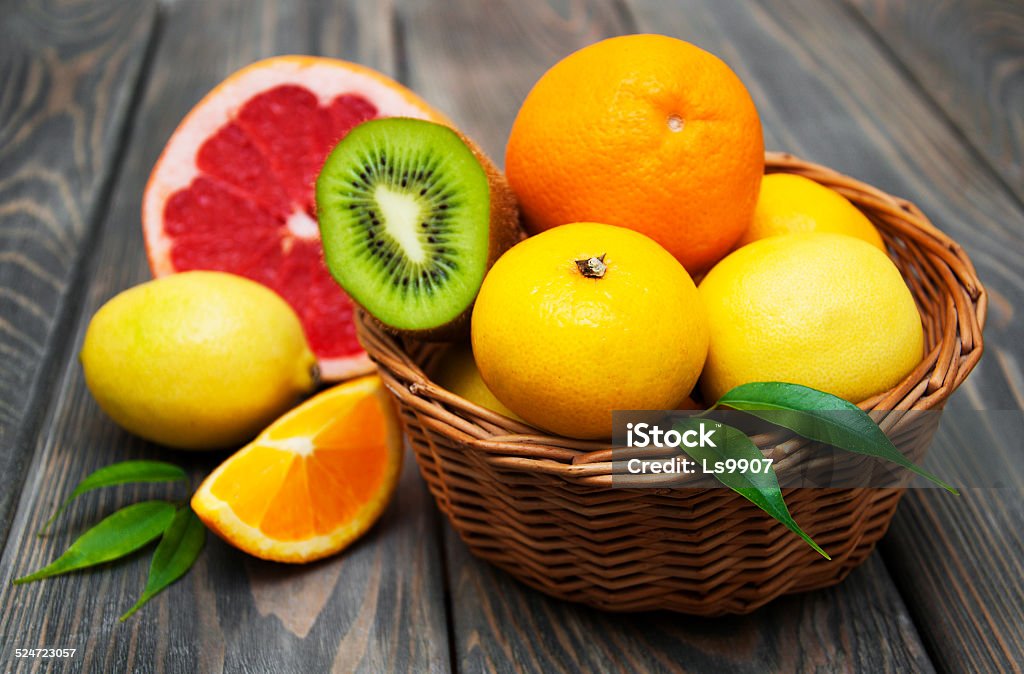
143,56 -> 448,380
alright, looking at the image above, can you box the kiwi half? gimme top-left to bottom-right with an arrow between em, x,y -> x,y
316,118 -> 519,340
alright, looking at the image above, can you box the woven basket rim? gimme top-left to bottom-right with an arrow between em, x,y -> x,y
357,151 -> 987,484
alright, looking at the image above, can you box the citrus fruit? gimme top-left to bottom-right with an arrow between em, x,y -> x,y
505,34 -> 764,274
737,173 -> 885,250
471,222 -> 708,439
431,343 -> 521,420
191,375 -> 403,563
143,56 -> 448,380
698,233 -> 924,403
80,271 -> 316,450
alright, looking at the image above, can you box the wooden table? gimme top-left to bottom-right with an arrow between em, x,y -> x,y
1,0 -> 1021,671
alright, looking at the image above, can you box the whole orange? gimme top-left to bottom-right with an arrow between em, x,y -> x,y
471,222 -> 708,440
506,34 -> 764,274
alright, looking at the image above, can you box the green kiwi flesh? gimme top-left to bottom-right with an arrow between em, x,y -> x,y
316,118 -> 494,335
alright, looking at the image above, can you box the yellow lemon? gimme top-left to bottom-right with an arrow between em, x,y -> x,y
81,271 -> 316,449
698,233 -> 923,403
471,222 -> 708,439
431,343 -> 522,420
737,173 -> 885,250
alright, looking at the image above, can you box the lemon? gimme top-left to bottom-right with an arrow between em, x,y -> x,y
81,271 -> 316,449
698,233 -> 923,403
737,173 -> 885,250
431,344 -> 521,420
471,223 -> 708,440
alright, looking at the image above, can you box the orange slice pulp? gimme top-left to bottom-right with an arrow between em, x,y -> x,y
191,374 -> 402,563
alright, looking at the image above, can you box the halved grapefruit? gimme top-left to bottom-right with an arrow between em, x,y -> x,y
143,56 -> 448,380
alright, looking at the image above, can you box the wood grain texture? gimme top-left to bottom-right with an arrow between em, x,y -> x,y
622,0 -> 1024,671
400,0 -> 934,670
881,489 -> 1024,674
0,0 -> 157,550
0,1 -> 449,672
880,379 -> 1024,672
398,0 -> 627,164
845,0 -> 1024,204
445,526 -> 934,674
2,0 -> 1021,671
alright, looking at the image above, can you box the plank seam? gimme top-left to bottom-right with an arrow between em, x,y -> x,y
610,0 -> 640,35
392,9 -> 411,90
0,3 -> 164,554
438,520 -> 459,674
878,532 -> 964,674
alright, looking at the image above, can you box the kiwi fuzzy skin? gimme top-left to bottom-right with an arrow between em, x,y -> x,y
365,129 -> 522,342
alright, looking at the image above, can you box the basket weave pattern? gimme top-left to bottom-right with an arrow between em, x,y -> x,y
357,153 -> 986,615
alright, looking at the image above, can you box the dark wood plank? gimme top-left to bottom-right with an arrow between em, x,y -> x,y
622,0 -> 1024,671
844,0 -> 1024,204
879,376 -> 1024,672
881,489 -> 1024,674
445,526 -> 933,674
0,0 -> 158,549
399,1 -> 935,671
0,1 -> 450,672
398,0 -> 628,164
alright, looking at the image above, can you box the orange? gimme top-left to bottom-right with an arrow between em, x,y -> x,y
191,375 -> 403,563
471,222 -> 708,439
699,233 -> 924,403
738,173 -> 885,250
143,56 -> 449,380
505,34 -> 764,274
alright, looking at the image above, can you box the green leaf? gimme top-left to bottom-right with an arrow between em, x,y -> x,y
716,382 -> 958,494
15,501 -> 177,584
39,461 -> 187,535
120,506 -> 205,621
673,418 -> 829,559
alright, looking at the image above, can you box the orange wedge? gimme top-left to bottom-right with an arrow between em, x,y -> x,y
191,374 -> 402,563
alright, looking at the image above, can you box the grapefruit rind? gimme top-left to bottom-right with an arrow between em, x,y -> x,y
190,375 -> 404,564
143,56 -> 450,381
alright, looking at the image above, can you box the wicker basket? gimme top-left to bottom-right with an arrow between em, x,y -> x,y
356,152 -> 986,615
